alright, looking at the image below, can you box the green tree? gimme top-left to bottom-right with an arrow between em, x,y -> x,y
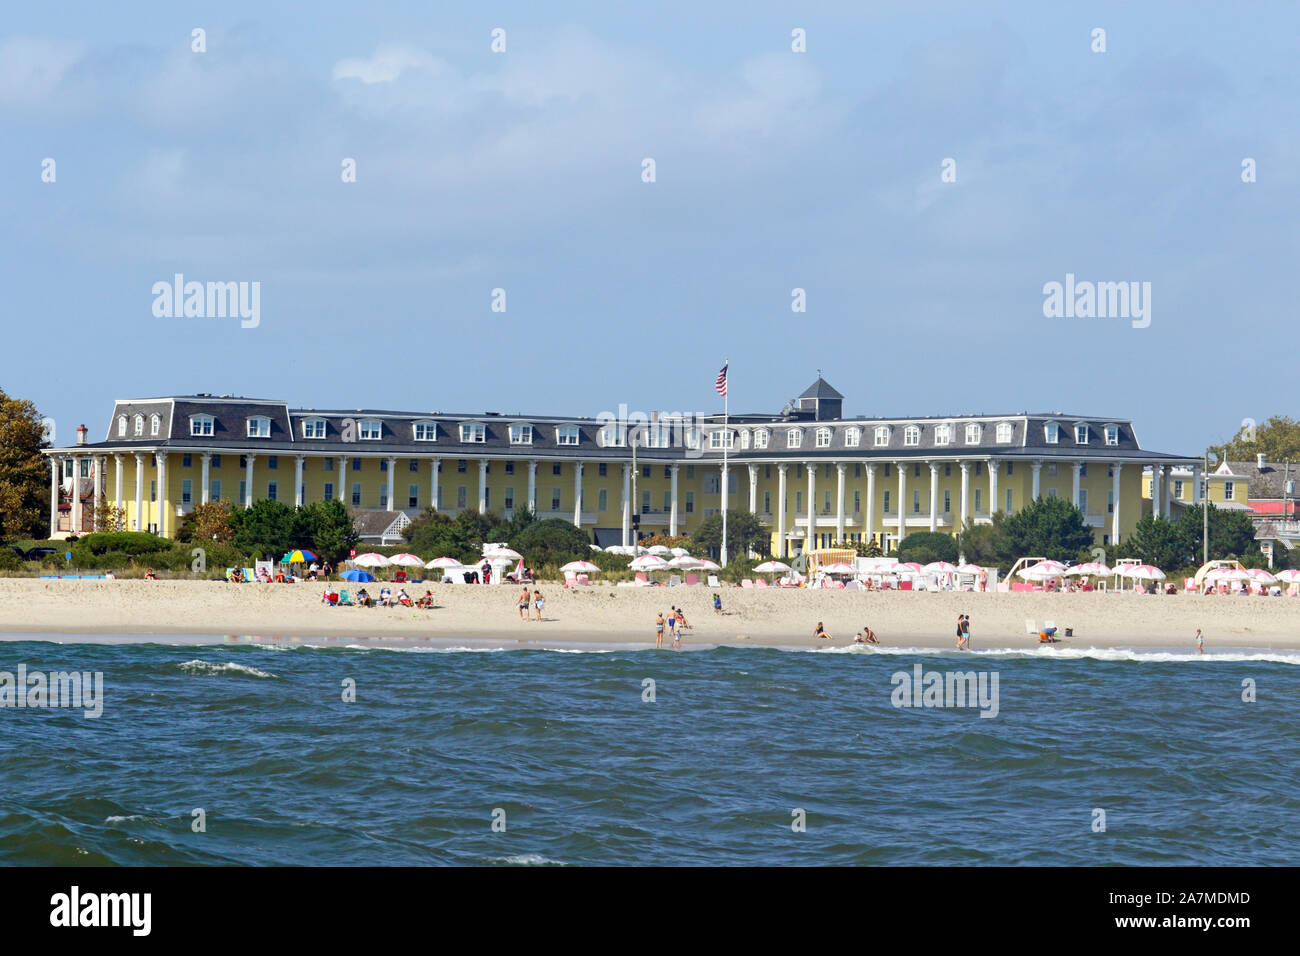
1122,514 -> 1192,569
1208,415 -> 1300,463
998,496 -> 1095,562
1174,504 -> 1264,564
297,499 -> 357,563
0,388 -> 50,540
691,510 -> 769,558
229,498 -> 296,559
402,508 -> 478,563
956,514 -> 1005,565
512,518 -> 591,567
896,531 -> 959,564
177,500 -> 234,544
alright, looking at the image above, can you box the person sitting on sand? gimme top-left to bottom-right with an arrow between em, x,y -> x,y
379,586 -> 393,607
357,588 -> 373,608
855,626 -> 878,645
322,589 -> 339,606
417,590 -> 434,609
145,568 -> 158,581
713,593 -> 723,615
398,588 -> 412,607
813,621 -> 832,640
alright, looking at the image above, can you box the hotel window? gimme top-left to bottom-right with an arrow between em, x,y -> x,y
765,491 -> 772,514
787,430 -> 802,449
1173,479 -> 1184,499
710,430 -> 734,450
824,490 -> 831,513
754,429 -> 769,449
996,422 -> 1014,443
1005,489 -> 1013,512
913,490 -> 921,514
247,417 -> 271,438
551,489 -> 561,511
1104,425 -> 1119,446
1045,423 -> 1060,444
150,414 -> 161,436
1224,481 -> 1234,500
267,481 -> 278,501
237,480 -> 244,503
1078,489 -> 1088,512
965,423 -> 981,444
352,483 -> 361,505
458,459 -> 468,473
601,424 -> 626,447
1107,490 -> 1114,514
664,491 -> 672,511
414,422 -> 437,442
904,425 -> 920,446
974,489 -> 982,512
795,491 -> 803,513
815,428 -> 832,448
738,429 -> 750,449
117,415 -> 127,437
1048,488 -> 1058,498
182,454 -> 192,468
357,419 -> 381,440
944,490 -> 951,512
913,463 -> 921,478
303,419 -> 327,439
459,487 -> 470,509
593,463 -> 604,477
1080,463 -> 1087,477
687,465 -> 695,479
853,490 -> 860,513
874,426 -> 890,447
410,485 -> 419,508
239,455 -> 247,468
684,428 -> 702,450
845,428 -> 861,448
182,480 -> 192,504
1006,462 -> 1013,475
944,464 -> 952,477
934,424 -> 951,446
210,479 -> 221,501
685,491 -> 694,513
134,415 -> 144,436
642,466 -> 651,478
974,462 -> 983,476
379,459 -> 388,472
509,423 -> 532,445
503,461 -> 514,475
883,464 -> 890,477
268,456 -> 278,470
556,426 -> 580,446
324,482 -> 333,501
1075,425 -> 1089,444
883,490 -> 890,513
597,489 -> 607,512
1047,463 -> 1058,477
190,415 -> 214,437
460,423 -> 485,443
211,455 -> 221,468
552,463 -> 562,476
409,459 -> 419,472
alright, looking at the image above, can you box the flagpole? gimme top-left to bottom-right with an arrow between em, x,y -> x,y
721,359 -> 729,568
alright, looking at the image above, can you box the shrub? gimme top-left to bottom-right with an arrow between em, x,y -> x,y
77,531 -> 173,556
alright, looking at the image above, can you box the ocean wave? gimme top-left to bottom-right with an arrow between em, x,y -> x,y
104,815 -> 147,825
342,644 -> 504,653
807,644 -> 1300,664
488,853 -> 567,866
177,660 -> 278,678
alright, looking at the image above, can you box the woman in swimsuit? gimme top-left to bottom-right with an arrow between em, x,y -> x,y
533,590 -> 545,622
956,614 -> 965,649
813,621 -> 832,640
655,613 -> 665,648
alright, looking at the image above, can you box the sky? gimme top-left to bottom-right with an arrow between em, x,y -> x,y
3,1 -> 1296,456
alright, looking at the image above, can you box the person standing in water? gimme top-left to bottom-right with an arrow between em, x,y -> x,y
961,615 -> 971,651
955,614 -> 965,650
655,612 -> 666,649
1195,628 -> 1204,654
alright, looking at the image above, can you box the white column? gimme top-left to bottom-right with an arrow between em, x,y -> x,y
1031,460 -> 1042,500
669,464 -> 679,536
295,456 -> 306,507
897,461 -> 907,545
1191,462 -> 1202,504
805,463 -> 816,552
776,464 -> 788,557
748,464 -> 758,513
200,453 -> 211,504
156,452 -> 167,536
92,457 -> 103,527
387,456 -> 398,511
621,462 -> 631,544
865,463 -> 876,545
928,463 -> 939,532
431,457 -> 441,511
114,454 -> 124,516
134,453 -> 145,530
959,461 -> 970,530
70,455 -> 83,534
477,459 -> 488,512
835,462 -> 846,541
525,459 -> 535,513
989,459 -> 1000,517
574,460 -> 585,530
1072,461 -> 1082,509
244,454 -> 255,507
1111,463 -> 1123,543
1151,465 -> 1162,519
1162,465 -> 1172,519
49,457 -> 60,536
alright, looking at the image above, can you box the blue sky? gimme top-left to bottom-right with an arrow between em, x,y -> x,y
4,1 -> 1295,455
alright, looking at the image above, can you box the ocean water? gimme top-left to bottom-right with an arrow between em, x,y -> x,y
2,636 -> 1298,866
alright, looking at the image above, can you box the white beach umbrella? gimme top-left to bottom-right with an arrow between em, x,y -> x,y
629,554 -> 669,571
1205,567 -> 1247,581
822,562 -> 857,575
647,545 -> 671,555
667,555 -> 704,569
560,560 -> 601,573
1273,569 -> 1300,583
484,547 -> 522,561
753,560 -> 792,573
921,561 -> 958,574
353,553 -> 390,568
695,559 -> 722,572
1018,565 -> 1060,581
388,553 -> 424,567
1122,564 -> 1167,580
955,563 -> 985,575
589,544 -> 603,551
669,547 -> 691,557
1243,568 -> 1277,585
425,556 -> 463,569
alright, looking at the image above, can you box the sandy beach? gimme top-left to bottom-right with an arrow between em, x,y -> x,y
1,577 -> 1297,651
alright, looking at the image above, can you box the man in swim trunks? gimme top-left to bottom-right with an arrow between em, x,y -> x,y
855,626 -> 878,645
518,587 -> 531,621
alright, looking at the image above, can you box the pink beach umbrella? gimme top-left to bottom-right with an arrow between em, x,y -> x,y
559,560 -> 600,573
955,563 -> 985,575
1273,569 -> 1300,584
921,561 -> 958,574
821,562 -> 857,575
1066,561 -> 1111,576
425,556 -> 463,569
895,562 -> 924,574
1243,568 -> 1277,585
1121,564 -> 1167,581
388,553 -> 424,567
352,553 -> 390,568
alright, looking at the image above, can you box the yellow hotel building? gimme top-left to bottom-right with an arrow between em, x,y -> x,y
45,378 -> 1198,557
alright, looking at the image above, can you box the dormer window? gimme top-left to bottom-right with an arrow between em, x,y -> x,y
509,423 -> 532,445
600,423 -> 626,447
190,415 -> 214,437
709,429 -> 734,450
1104,424 -> 1119,446
815,427 -> 832,448
1045,422 -> 1060,444
787,429 -> 802,449
117,415 -> 127,437
739,429 -> 750,450
247,416 -> 271,438
845,427 -> 861,448
556,425 -> 580,446
904,425 -> 921,446
684,427 -> 701,450
934,424 -> 951,446
996,422 -> 1014,443
303,419 -> 327,439
874,425 -> 891,447
460,423 -> 486,443
358,419 -> 382,441
414,422 -> 437,442
754,429 -> 770,449
134,414 -> 144,437
965,423 -> 982,444
1075,425 -> 1089,444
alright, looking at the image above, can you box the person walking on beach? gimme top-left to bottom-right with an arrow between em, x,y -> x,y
1195,628 -> 1204,654
955,614 -> 965,650
517,587 -> 531,621
533,589 -> 545,622
961,615 -> 971,651
672,613 -> 682,651
655,612 -> 666,649
667,607 -> 677,644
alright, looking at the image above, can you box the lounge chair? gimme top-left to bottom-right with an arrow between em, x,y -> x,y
740,579 -> 753,588
576,574 -> 589,586
564,570 -> 576,588
755,578 -> 768,589
707,574 -> 720,587
1025,619 -> 1038,636
685,573 -> 699,586
668,574 -> 681,587
634,572 -> 648,586
338,589 -> 353,606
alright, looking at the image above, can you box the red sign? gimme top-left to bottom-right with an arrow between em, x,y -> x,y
349,549 -> 356,557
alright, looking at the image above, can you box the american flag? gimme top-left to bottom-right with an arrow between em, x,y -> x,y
714,363 -> 728,396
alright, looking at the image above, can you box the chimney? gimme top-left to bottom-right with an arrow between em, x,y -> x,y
76,424 -> 87,446
1257,453 -> 1266,469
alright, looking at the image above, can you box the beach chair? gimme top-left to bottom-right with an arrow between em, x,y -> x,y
668,574 -> 681,588
707,574 -> 719,587
1134,584 -> 1146,595
339,589 -> 353,606
634,572 -> 648,586
564,570 -> 576,588
394,570 -> 407,584
243,567 -> 257,583
833,580 -> 846,589
577,573 -> 589,586
740,579 -> 753,588
754,577 -> 768,589
685,573 -> 699,586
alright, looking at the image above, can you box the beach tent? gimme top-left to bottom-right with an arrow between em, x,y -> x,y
340,569 -> 374,583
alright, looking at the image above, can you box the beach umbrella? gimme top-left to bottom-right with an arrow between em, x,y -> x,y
667,555 -> 704,569
821,562 -> 857,575
669,547 -> 691,557
1018,565 -> 1059,581
388,553 -> 424,567
1274,569 -> 1300,583
340,569 -> 374,583
894,562 -> 923,574
629,554 -> 669,571
753,560 -> 792,573
1122,564 -> 1167,580
921,561 -> 958,574
647,545 -> 671,555
560,560 -> 601,573
1243,568 -> 1277,585
955,563 -> 985,575
484,547 -> 522,561
281,549 -> 318,564
425,556 -> 462,569
1066,561 -> 1111,576
695,559 -> 722,572
589,544 -> 603,551
353,553 -> 390,568
1205,567 -> 1246,580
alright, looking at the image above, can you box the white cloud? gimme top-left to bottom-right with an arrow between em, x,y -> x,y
0,35 -> 85,107
332,45 -> 442,84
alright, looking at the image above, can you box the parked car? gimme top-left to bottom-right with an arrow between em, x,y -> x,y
24,547 -> 59,561
7,546 -> 25,561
